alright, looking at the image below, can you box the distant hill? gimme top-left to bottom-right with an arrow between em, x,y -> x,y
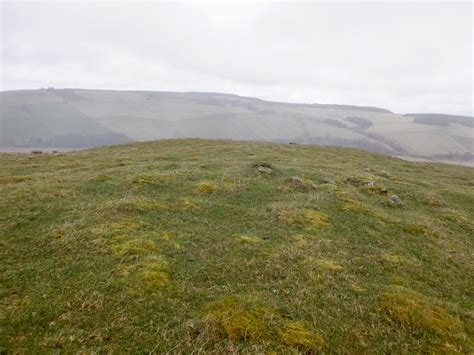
1,89 -> 472,163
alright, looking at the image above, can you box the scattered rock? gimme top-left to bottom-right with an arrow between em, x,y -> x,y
366,180 -> 375,186
255,163 -> 273,174
282,176 -> 317,191
290,176 -> 303,184
321,177 -> 335,184
31,150 -> 43,155
257,166 -> 273,174
387,195 -> 402,206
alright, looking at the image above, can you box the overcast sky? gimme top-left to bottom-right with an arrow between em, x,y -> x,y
1,1 -> 472,115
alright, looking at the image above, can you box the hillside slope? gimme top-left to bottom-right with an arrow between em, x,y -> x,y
1,89 -> 472,163
1,139 -> 473,352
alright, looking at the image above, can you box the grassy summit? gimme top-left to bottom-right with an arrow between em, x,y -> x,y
1,139 -> 473,352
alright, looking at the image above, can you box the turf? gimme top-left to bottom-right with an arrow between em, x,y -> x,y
0,139 -> 473,353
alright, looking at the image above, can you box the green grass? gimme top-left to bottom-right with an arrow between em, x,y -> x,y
1,139 -> 473,353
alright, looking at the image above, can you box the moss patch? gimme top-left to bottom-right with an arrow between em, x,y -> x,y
278,209 -> 330,230
425,194 -> 445,207
117,255 -> 170,296
0,175 -> 33,184
203,295 -> 324,350
314,258 -> 344,271
299,209 -> 330,229
194,181 -> 219,194
204,295 -> 273,341
278,320 -> 324,351
112,197 -> 169,212
111,239 -> 160,256
402,224 -> 438,237
382,286 -> 464,337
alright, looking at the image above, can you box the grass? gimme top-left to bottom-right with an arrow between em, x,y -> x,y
0,138 -> 473,352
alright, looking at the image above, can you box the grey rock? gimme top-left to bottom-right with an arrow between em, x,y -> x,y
290,176 -> 303,184
257,166 -> 273,174
387,195 -> 402,205
321,177 -> 336,184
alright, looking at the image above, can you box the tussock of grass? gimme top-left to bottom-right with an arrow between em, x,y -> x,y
280,176 -> 317,192
131,174 -> 166,185
364,185 -> 387,194
343,175 -> 377,186
291,234 -> 308,246
203,295 -> 273,341
50,189 -> 70,197
278,208 -> 330,230
278,320 -> 324,351
442,210 -> 473,228
317,183 -> 339,191
299,209 -> 330,229
381,253 -> 415,265
91,174 -> 111,182
336,192 -> 368,212
109,219 -> 146,231
374,170 -> 391,178
402,224 -> 438,237
111,239 -> 160,255
118,255 -> 170,296
89,219 -> 146,238
425,194 -> 445,207
382,286 -> 464,338
47,225 -> 73,239
110,197 -> 168,212
179,197 -> 200,210
194,181 -> 219,194
0,175 -> 33,184
277,209 -> 295,224
203,295 -> 324,350
314,258 -> 344,271
221,179 -> 244,193
139,269 -> 170,288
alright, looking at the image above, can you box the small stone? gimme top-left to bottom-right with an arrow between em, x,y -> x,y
290,176 -> 303,184
366,181 -> 375,186
387,195 -> 402,205
257,166 -> 273,174
321,177 -> 335,184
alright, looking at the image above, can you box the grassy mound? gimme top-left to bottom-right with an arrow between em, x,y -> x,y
1,139 -> 472,352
